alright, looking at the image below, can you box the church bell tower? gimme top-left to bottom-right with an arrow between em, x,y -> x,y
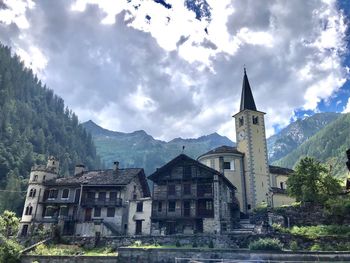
233,68 -> 270,211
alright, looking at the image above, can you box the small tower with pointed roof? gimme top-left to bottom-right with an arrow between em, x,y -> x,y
233,68 -> 270,211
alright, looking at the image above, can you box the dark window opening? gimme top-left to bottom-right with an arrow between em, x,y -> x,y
48,189 -> 58,199
223,162 -> 231,170
94,207 -> 101,217
168,185 -> 176,195
239,117 -> 244,127
98,192 -> 106,201
168,201 -> 176,212
247,204 -> 251,210
252,116 -> 259,125
183,166 -> 192,177
136,202 -> 143,212
62,189 -> 69,199
158,202 -> 162,212
197,184 -> 212,197
109,191 -> 117,200
183,184 -> 191,195
25,206 -> 33,215
60,206 -> 68,217
21,225 -> 28,236
33,175 -> 38,182
135,220 -> 142,235
29,188 -> 36,197
280,182 -> 284,190
133,194 -> 137,200
107,207 -> 115,217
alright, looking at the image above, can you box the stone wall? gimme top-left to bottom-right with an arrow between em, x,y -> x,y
117,247 -> 350,263
21,255 -> 118,263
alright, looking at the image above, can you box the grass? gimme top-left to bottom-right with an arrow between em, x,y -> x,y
274,225 -> 350,239
28,244 -> 116,256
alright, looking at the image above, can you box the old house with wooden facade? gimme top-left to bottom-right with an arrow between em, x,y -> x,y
148,154 -> 239,235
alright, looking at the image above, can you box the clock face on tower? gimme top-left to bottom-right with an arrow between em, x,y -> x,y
238,130 -> 245,141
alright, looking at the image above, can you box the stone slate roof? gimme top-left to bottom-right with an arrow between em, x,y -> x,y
198,145 -> 243,159
45,168 -> 143,186
269,165 -> 294,175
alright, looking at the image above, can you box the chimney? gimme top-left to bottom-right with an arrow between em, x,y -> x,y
114,161 -> 119,172
74,164 -> 85,176
219,156 -> 224,174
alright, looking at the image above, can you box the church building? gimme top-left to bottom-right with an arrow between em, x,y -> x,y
198,69 -> 295,214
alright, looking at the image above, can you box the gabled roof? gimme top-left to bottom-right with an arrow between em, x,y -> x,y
197,145 -> 243,159
44,168 -> 151,197
269,165 -> 294,175
148,154 -> 236,190
240,68 -> 257,111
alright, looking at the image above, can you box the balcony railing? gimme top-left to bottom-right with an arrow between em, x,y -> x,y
81,198 -> 123,207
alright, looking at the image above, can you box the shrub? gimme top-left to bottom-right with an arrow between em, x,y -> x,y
289,241 -> 298,251
208,240 -> 214,248
134,240 -> 142,247
0,235 -> 22,263
175,240 -> 181,247
249,238 -> 283,251
192,241 -> 198,248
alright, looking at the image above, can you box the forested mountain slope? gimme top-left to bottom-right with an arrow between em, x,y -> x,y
274,113 -> 350,178
82,120 -> 234,175
267,112 -> 341,162
0,44 -> 100,213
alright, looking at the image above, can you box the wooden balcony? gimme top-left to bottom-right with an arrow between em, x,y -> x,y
81,198 -> 123,207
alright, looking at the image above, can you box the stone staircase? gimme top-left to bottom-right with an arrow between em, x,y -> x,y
231,218 -> 255,234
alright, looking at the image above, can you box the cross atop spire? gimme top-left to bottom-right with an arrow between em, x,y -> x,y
240,67 -> 257,111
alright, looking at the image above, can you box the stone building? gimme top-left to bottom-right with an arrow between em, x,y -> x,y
19,159 -> 150,237
198,69 -> 295,214
148,154 -> 239,235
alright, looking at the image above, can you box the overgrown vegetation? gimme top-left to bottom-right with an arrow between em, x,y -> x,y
0,211 -> 22,262
29,244 -> 115,256
324,196 -> 350,223
310,242 -> 350,252
248,238 -> 283,251
274,224 -> 350,239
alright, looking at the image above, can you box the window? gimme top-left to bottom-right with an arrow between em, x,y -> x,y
184,166 -> 192,177
29,188 -> 36,197
183,184 -> 191,195
98,192 -> 106,201
206,200 -> 213,210
62,189 -> 69,199
107,207 -> 115,217
210,159 -> 215,168
252,116 -> 259,125
87,192 -> 95,200
48,189 -> 58,199
197,184 -> 212,197
167,185 -> 175,195
168,201 -> 176,212
21,225 -> 28,236
33,175 -> 38,182
25,205 -> 33,215
223,162 -> 231,170
133,194 -> 137,200
43,175 -> 46,181
94,207 -> 101,217
280,182 -> 284,190
44,206 -> 57,217
239,117 -> 244,127
136,202 -> 143,212
109,191 -> 117,200
60,206 -> 68,217
158,202 -> 162,212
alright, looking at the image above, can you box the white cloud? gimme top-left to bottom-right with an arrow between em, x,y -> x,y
0,0 -> 348,142
343,97 -> 350,113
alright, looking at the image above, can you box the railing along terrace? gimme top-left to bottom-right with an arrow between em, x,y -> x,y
81,197 -> 123,206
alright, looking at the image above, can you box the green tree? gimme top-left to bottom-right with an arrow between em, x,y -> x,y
0,210 -> 20,237
287,157 -> 342,204
0,169 -> 25,214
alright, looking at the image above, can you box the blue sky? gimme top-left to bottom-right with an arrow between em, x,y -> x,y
0,0 -> 349,141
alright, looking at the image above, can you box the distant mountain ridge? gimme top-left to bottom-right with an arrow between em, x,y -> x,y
84,111 -> 349,179
267,112 -> 341,163
82,120 -> 234,175
274,113 -> 350,178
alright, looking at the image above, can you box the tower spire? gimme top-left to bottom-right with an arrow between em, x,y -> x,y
240,68 -> 257,111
